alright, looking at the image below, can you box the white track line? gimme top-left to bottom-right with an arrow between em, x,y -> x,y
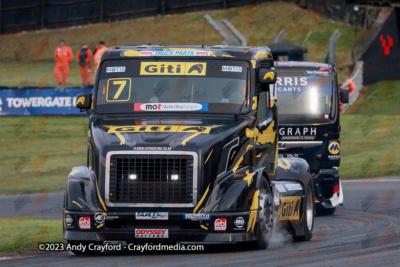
342,177 -> 400,183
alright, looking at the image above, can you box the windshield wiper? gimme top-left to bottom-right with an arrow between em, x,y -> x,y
235,99 -> 247,119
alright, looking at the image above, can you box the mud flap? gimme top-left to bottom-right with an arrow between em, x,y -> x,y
314,168 -> 343,209
271,180 -> 305,238
330,180 -> 344,207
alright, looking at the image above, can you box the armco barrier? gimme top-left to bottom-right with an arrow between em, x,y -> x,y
0,88 -> 92,116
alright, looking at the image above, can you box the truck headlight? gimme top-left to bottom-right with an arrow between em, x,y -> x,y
129,174 -> 137,180
171,174 -> 179,180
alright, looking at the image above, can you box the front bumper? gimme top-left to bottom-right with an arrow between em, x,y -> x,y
64,210 -> 256,243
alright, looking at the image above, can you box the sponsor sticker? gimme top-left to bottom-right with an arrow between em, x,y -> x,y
94,212 -> 105,224
276,76 -> 332,94
278,196 -> 301,221
328,155 -> 340,160
183,213 -> 211,220
306,70 -> 330,76
140,62 -> 207,76
214,218 -> 227,231
140,51 -> 210,56
275,184 -> 286,193
285,184 -> 302,191
136,212 -> 168,220
276,77 -> 307,88
106,66 -> 126,73
79,216 -> 91,229
279,127 -> 317,141
133,146 -> 172,151
328,141 -> 340,155
134,103 -> 208,112
274,193 -> 280,206
234,217 -> 245,229
222,66 -> 242,72
135,229 -> 168,238
105,215 -> 119,220
106,124 -> 220,145
278,127 -> 317,136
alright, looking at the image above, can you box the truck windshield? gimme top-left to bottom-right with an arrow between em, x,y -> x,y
95,59 -> 250,114
276,69 -> 336,124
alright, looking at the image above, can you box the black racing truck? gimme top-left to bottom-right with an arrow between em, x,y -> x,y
275,62 -> 348,215
64,45 -> 314,254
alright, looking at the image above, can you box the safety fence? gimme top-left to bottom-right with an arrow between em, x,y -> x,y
0,0 -> 270,34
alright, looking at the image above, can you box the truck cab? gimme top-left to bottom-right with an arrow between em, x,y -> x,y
275,61 -> 344,215
64,45 -> 314,254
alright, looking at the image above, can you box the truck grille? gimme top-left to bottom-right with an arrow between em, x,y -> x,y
106,152 -> 197,207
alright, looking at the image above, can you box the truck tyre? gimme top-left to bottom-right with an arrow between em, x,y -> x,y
316,204 -> 336,216
295,181 -> 314,241
246,178 -> 274,250
68,241 -> 101,255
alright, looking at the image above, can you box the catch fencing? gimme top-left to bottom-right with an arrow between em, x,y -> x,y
0,0 -> 271,34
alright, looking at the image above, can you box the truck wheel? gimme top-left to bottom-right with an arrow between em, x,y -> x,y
247,179 -> 274,250
296,181 -> 314,241
68,241 -> 101,255
315,204 -> 336,216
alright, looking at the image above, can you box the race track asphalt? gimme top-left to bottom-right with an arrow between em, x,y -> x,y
1,178 -> 399,266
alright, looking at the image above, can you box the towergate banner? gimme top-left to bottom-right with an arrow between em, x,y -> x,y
0,88 -> 92,116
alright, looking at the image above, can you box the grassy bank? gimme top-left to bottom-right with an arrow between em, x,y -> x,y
0,1 -> 363,87
0,116 -> 87,194
0,218 -> 63,253
339,80 -> 400,178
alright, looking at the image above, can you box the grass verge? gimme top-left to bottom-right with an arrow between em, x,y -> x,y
0,218 -> 63,253
340,80 -> 400,178
0,116 -> 87,194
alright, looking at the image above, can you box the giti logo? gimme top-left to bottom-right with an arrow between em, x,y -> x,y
263,71 -> 275,80
140,62 -> 207,76
106,124 -> 221,145
328,141 -> 340,155
76,97 -> 85,105
278,196 -> 300,221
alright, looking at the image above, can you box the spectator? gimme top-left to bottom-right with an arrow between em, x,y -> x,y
93,41 -> 107,83
54,39 -> 73,86
77,42 -> 92,86
340,79 -> 356,93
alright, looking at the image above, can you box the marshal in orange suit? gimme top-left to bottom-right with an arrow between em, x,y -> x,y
93,41 -> 107,83
54,40 -> 73,85
77,42 -> 92,86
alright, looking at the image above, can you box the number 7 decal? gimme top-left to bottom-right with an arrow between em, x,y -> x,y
113,80 -> 127,99
106,78 -> 131,102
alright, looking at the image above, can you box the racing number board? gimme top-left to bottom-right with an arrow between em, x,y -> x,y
106,78 -> 132,102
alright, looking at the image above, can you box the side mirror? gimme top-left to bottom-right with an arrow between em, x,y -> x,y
258,68 -> 277,85
76,93 -> 92,111
340,89 -> 349,104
